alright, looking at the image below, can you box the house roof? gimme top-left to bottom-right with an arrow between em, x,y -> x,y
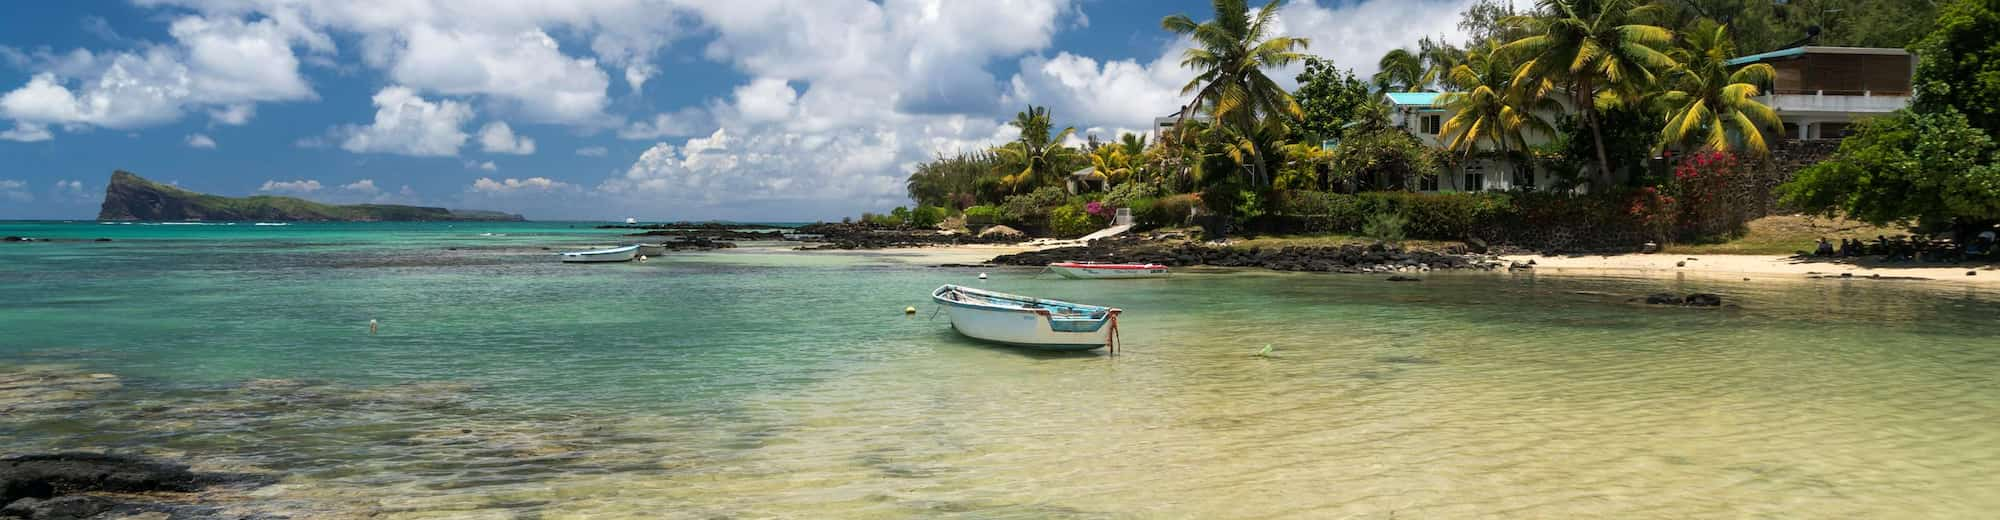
1384,92 -> 1442,107
1070,166 -> 1103,180
1726,46 -> 1911,66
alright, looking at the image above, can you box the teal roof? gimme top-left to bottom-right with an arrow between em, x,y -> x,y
1384,92 -> 1442,106
1726,46 -> 1805,66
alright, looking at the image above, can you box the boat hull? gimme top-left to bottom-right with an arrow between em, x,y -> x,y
560,245 -> 639,263
1049,263 -> 1170,279
932,285 -> 1118,351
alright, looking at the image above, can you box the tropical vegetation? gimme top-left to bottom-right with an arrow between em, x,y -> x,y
868,0 -> 1961,246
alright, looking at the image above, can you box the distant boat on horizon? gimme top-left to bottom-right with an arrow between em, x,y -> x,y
1048,261 -> 1169,279
625,217 -> 638,225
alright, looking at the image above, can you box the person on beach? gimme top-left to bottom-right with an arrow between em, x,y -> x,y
1815,238 -> 1834,257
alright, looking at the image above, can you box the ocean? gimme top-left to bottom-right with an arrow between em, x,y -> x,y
3,220 -> 1999,518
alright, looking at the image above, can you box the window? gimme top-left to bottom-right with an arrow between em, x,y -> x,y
1418,174 -> 1439,191
1515,165 -> 1535,189
1420,114 -> 1442,135
1464,172 -> 1485,192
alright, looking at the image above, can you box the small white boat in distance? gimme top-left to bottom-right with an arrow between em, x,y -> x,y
932,285 -> 1121,351
1048,261 -> 1170,279
559,245 -> 640,263
625,217 -> 638,224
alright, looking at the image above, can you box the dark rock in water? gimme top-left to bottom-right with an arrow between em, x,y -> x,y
0,453 -> 200,503
0,453 -> 272,520
1684,293 -> 1723,307
91,238 -> 111,242
1644,293 -> 1683,305
1386,275 -> 1422,282
1,236 -> 25,242
2,495 -> 114,520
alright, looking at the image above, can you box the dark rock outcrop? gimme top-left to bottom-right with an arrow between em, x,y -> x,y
97,171 -> 524,222
0,453 -> 201,503
1634,293 -> 1726,307
0,453 -> 272,520
789,222 -> 1014,250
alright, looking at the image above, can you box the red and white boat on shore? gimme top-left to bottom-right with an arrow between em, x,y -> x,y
1048,261 -> 1171,279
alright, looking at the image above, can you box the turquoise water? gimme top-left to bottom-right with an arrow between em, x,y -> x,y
4,221 -> 2000,518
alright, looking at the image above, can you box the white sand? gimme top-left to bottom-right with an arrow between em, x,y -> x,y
1503,253 -> 2000,287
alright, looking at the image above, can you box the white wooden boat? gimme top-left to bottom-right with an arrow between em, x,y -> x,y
1048,261 -> 1170,279
625,217 -> 638,224
635,243 -> 667,257
559,245 -> 639,263
931,285 -> 1121,351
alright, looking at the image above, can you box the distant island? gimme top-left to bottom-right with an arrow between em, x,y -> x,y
97,171 -> 524,222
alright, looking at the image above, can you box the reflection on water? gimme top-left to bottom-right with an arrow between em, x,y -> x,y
3,221 -> 2000,518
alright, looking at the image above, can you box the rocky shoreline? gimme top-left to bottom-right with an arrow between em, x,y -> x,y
788,222 -> 1016,250
988,237 -> 1514,274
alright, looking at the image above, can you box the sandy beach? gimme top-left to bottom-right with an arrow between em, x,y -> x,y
1504,253 -> 2000,287
839,240 -> 2000,288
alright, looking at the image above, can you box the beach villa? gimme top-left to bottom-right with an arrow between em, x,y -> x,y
1373,46 -> 1914,193
1383,91 -> 1560,193
1724,46 -> 1916,140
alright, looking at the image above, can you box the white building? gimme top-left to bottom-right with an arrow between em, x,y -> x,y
1383,92 -> 1560,193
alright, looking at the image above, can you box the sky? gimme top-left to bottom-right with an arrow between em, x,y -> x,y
0,0 -> 1484,221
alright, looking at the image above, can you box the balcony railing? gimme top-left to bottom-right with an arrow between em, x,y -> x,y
1759,90 -> 1910,113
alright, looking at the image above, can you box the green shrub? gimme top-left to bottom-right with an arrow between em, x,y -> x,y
1142,194 -> 1200,228
962,205 -> 1000,227
1103,181 -> 1161,210
1362,212 -> 1408,244
1049,203 -> 1100,238
998,186 -> 1071,226
910,205 -> 949,228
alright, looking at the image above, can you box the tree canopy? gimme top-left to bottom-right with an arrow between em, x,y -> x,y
1291,57 -> 1373,144
1782,110 -> 2000,226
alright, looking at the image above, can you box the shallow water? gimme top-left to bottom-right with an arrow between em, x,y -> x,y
4,221 -> 1999,518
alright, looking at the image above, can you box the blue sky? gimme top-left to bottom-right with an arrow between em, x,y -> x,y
0,0 -> 1476,220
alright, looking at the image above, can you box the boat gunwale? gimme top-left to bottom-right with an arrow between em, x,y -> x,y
931,285 -> 1114,318
560,245 -> 641,256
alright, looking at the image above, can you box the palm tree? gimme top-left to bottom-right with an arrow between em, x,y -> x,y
1417,37 -> 1467,89
1163,0 -> 1311,186
1502,0 -> 1676,189
1373,48 -> 1423,94
1653,21 -> 1779,156
1438,41 -> 1558,158
994,105 -> 1080,192
1118,133 -> 1149,158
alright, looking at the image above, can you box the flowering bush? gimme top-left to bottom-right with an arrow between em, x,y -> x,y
1627,186 -> 1679,242
1663,150 -> 1757,239
1085,201 -> 1111,219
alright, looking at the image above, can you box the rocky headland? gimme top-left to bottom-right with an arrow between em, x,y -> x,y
96,171 -> 523,222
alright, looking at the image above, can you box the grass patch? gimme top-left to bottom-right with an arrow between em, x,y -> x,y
1662,214 -> 1908,255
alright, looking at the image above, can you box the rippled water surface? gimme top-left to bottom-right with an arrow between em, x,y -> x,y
4,221 -> 2000,518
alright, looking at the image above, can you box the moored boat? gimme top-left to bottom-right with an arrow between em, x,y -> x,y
931,284 -> 1121,351
1048,261 -> 1170,279
559,245 -> 640,263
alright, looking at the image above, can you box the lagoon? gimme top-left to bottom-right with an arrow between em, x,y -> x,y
3,221 -> 1999,518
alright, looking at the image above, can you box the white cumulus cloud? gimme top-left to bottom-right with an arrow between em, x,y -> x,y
334,86 -> 474,157
340,179 -> 380,193
258,179 -> 322,193
0,14 -> 318,139
465,160 -> 498,171
0,180 -> 32,202
0,122 -> 52,142
187,133 -> 217,148
476,121 -> 535,154
470,176 -> 571,194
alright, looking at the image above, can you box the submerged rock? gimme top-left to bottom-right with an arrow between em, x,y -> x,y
0,453 -> 202,503
1684,293 -> 1723,307
1635,293 -> 1725,307
1386,275 -> 1422,282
